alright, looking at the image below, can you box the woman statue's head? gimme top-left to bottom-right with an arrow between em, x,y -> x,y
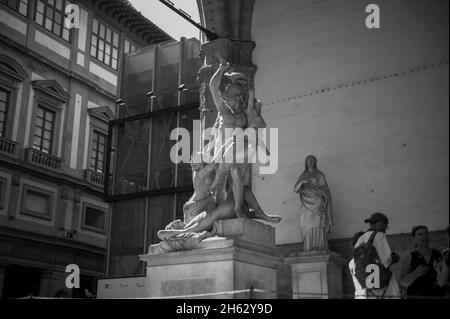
412,225 -> 430,249
305,155 -> 318,172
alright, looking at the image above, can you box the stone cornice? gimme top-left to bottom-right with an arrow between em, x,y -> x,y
0,34 -> 117,102
0,225 -> 106,256
0,156 -> 105,198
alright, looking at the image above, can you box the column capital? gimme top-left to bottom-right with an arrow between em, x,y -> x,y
197,0 -> 255,41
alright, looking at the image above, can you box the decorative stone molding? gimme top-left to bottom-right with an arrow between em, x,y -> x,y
0,53 -> 27,81
88,106 -> 115,123
32,80 -> 70,103
0,35 -> 117,102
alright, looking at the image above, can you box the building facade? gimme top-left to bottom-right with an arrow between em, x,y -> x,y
0,0 -> 170,298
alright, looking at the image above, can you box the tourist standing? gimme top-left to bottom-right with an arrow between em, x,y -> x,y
353,212 -> 402,298
400,225 -> 446,298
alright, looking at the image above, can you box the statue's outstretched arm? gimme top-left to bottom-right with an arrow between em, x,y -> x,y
247,88 -> 255,115
209,54 -> 231,113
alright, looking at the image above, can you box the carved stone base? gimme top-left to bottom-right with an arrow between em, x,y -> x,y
285,251 -> 346,299
139,218 -> 282,299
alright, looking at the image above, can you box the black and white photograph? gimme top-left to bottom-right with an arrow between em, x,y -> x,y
0,0 -> 448,313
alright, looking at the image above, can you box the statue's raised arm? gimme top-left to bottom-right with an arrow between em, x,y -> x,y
209,53 -> 231,114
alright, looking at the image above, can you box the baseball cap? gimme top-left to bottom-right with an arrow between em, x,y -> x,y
364,212 -> 389,225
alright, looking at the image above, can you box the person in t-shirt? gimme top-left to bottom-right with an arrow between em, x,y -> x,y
353,212 -> 402,299
400,225 -> 446,298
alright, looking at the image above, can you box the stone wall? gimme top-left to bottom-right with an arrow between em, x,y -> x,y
250,0 -> 449,244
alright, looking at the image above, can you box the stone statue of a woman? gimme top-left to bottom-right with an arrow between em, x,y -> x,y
294,155 -> 333,251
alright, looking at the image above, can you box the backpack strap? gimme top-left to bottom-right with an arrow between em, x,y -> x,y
367,230 -> 378,246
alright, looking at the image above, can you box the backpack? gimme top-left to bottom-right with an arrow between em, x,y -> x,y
353,231 -> 392,295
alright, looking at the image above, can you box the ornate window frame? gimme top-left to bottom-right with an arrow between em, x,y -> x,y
87,106 -> 114,173
81,201 -> 107,234
20,183 -> 54,221
30,80 -> 69,156
90,18 -> 120,70
0,54 -> 27,139
34,0 -> 71,42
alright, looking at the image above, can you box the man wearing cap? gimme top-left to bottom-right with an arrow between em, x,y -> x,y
353,212 -> 402,298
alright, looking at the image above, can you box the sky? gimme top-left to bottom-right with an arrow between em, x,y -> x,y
129,0 -> 201,41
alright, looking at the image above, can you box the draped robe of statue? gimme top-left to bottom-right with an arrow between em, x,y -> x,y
296,156 -> 333,251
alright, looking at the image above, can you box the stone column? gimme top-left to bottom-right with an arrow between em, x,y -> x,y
7,173 -> 21,220
72,189 -> 82,234
39,270 -> 53,297
0,264 -> 7,298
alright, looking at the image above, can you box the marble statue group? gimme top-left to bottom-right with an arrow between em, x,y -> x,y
148,55 -> 332,255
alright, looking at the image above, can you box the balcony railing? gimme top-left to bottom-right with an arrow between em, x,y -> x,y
24,148 -> 63,171
84,169 -> 105,187
0,136 -> 18,158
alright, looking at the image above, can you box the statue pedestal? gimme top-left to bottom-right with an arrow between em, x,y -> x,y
285,251 -> 346,299
139,218 -> 282,299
